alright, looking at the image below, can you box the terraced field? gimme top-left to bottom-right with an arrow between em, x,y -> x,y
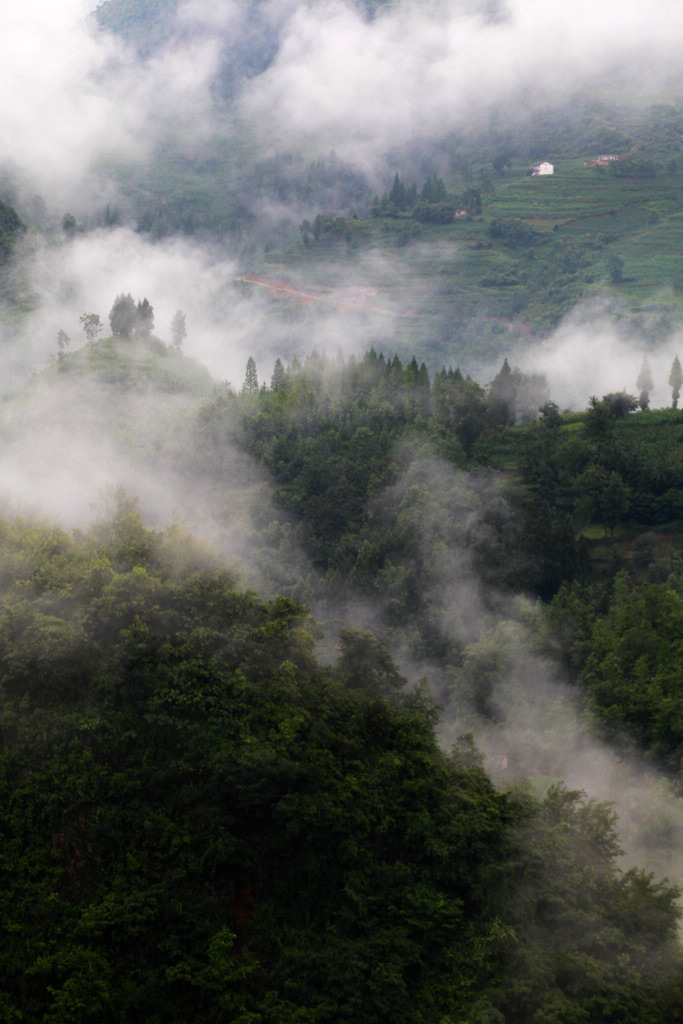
251,154 -> 683,369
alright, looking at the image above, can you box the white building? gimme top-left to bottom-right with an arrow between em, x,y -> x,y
532,161 -> 554,176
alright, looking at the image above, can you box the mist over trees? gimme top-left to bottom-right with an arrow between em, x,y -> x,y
79,312 -> 103,345
108,294 -> 155,341
4,0 -> 683,1019
170,308 -> 186,350
0,195 -> 23,259
0,340 -> 682,1019
0,481 -> 681,1023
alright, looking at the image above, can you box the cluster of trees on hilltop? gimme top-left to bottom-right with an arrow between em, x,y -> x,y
108,293 -> 155,340
60,297 -> 187,358
0,494 -> 681,1023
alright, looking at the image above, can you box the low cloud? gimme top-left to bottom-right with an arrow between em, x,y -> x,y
490,302 -> 683,411
372,449 -> 683,882
2,0 -> 682,883
4,0 -> 683,210
240,0 -> 683,168
6,228 -> 417,389
0,2 -> 222,209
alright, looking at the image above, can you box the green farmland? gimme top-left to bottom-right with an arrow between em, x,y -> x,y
250,154 -> 683,367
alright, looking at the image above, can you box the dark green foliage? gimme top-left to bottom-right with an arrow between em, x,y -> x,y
489,217 -> 541,248
200,351 -> 664,629
1,343 -> 683,1018
501,784 -> 681,1024
108,293 -> 137,339
196,346 -> 683,624
489,358 -> 516,425
0,195 -> 24,259
584,396 -> 614,439
432,366 -> 489,456
0,508 -> 506,1022
576,464 -> 631,535
610,155 -> 659,178
514,396 -> 683,552
333,627 -> 407,699
0,507 -> 680,1022
413,199 -> 457,224
135,297 -> 154,339
462,187 -> 483,215
602,391 -> 638,418
555,571 -> 683,768
521,499 -> 579,599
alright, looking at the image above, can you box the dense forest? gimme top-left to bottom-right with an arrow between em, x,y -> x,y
196,347 -> 683,769
0,328 -> 681,1019
3,0 -> 683,1020
0,464 -> 682,1023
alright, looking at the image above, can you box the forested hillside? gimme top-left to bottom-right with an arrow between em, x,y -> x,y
2,333 -> 681,1021
1,483 -> 682,1022
192,348 -> 683,773
3,1 -> 683,1020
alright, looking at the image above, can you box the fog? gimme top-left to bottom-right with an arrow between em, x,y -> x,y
0,2 -> 222,208
10,220 -> 683,416
4,0 -> 683,392
240,0 -> 683,166
6,227 -> 415,389
4,0 -> 683,205
2,0 -> 683,890
488,302 -> 683,410
374,450 -> 683,883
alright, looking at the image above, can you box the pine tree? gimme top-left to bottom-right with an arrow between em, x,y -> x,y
271,357 -> 286,391
136,298 -> 154,340
242,356 -> 259,395
388,173 -> 407,211
637,356 -> 654,410
489,358 -> 516,425
171,310 -> 187,351
109,294 -> 137,339
669,355 -> 683,409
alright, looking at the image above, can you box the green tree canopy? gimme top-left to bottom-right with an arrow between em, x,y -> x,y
135,297 -> 154,339
79,312 -> 103,344
242,355 -> 259,394
109,293 -> 137,339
